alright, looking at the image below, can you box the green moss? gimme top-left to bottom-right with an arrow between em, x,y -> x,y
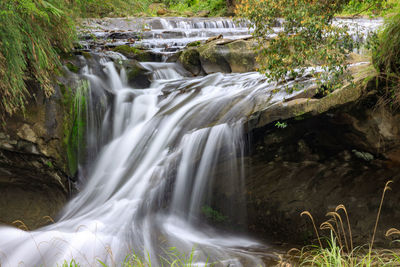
113,45 -> 141,57
46,160 -> 54,168
127,66 -> 143,80
66,62 -> 80,73
180,48 -> 200,66
187,40 -> 201,47
61,80 -> 89,177
201,205 -> 228,223
81,51 -> 92,59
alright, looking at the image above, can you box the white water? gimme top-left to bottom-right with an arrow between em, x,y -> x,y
0,17 -> 384,266
80,17 -> 382,55
80,17 -> 252,54
0,58 -> 298,266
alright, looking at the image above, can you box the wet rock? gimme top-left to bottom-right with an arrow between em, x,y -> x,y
247,64 -> 376,131
17,124 -> 38,143
106,32 -> 139,40
224,40 -> 258,73
232,71 -> 400,246
178,38 -> 258,74
178,48 -> 203,76
206,34 -> 223,43
112,45 -> 163,62
198,41 -> 232,74
0,79 -> 71,230
124,60 -> 152,88
244,103 -> 400,245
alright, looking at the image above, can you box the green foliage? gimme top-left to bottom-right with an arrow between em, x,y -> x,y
0,0 -> 157,119
59,259 -> 80,267
275,121 -> 288,128
0,0 -> 75,117
342,0 -> 386,15
236,0 -> 381,92
70,0 -> 154,18
46,160 -> 54,168
282,181 -> 395,266
373,13 -> 400,75
100,247 -> 212,266
187,41 -> 202,47
294,232 -> 400,266
166,0 -> 227,16
371,13 -> 400,108
201,205 -> 228,223
341,0 -> 397,16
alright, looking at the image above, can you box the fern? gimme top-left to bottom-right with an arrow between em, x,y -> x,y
0,0 -> 75,117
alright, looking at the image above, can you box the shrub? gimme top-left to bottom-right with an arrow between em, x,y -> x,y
373,13 -> 400,75
0,0 -> 75,117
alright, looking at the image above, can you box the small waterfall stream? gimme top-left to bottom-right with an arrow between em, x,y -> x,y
0,58 -> 282,266
0,17 -> 384,267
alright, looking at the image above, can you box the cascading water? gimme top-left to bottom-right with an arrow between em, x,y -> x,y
0,17 -> 384,267
0,55 -> 291,266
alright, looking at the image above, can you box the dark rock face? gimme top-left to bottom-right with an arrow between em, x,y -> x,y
124,61 -> 152,88
244,90 -> 400,246
0,82 -> 70,230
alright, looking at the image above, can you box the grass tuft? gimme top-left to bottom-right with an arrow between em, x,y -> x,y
279,180 -> 398,266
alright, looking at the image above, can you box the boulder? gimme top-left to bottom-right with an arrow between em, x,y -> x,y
178,38 -> 259,74
178,48 -> 203,76
123,60 -> 151,88
112,45 -> 163,62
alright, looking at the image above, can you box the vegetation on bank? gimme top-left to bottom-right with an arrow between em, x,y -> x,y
235,0 -> 391,93
0,0 -> 74,118
372,12 -> 400,108
161,0 -> 229,17
276,181 -> 400,266
1,0 -> 400,266
59,247 -> 212,267
0,0 -> 398,119
340,0 -> 400,16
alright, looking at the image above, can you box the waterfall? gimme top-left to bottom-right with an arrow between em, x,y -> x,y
0,17 -> 383,267
0,56 -> 283,266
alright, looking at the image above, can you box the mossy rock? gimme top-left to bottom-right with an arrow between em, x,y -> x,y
197,42 -> 231,74
187,40 -> 202,47
195,39 -> 258,74
113,45 -> 141,58
113,45 -> 162,62
124,60 -> 151,88
178,48 -> 202,76
66,62 -> 80,73
225,40 -> 257,73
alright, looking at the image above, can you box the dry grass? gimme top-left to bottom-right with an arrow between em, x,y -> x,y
279,180 -> 400,266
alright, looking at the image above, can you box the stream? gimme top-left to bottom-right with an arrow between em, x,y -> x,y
0,17 -> 383,266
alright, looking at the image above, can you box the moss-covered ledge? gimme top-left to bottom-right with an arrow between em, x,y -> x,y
247,64 -> 378,131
